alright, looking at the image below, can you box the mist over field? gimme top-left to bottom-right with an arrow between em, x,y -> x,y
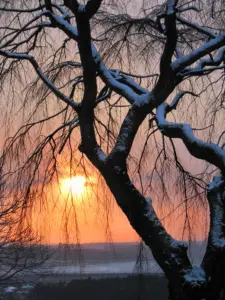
32,241 -> 207,279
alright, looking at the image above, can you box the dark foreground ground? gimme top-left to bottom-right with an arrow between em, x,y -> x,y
0,241 -> 207,300
0,274 -> 168,300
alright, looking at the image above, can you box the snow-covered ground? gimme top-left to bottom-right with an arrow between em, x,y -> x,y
50,260 -> 162,275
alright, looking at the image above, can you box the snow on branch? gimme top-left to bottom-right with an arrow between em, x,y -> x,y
172,33 -> 225,73
0,51 -> 79,111
107,106 -> 141,163
64,0 -> 103,19
111,70 -> 159,79
178,47 -> 225,77
177,16 -> 217,39
48,12 -> 141,104
167,91 -> 199,111
110,71 -> 149,96
66,0 -> 107,165
156,102 -> 225,173
159,0 -> 178,73
107,95 -> 154,164
96,64 -> 139,104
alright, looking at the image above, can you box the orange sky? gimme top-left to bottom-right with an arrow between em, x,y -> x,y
0,120 -> 209,245
30,171 -> 208,245
0,98 -> 209,245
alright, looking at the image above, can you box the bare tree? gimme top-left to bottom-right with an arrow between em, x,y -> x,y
0,170 -> 50,283
0,0 -> 225,299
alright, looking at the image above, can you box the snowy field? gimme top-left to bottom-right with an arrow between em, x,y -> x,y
47,259 -> 162,275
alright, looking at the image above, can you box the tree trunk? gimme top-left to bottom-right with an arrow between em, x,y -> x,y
99,166 -> 225,300
167,176 -> 225,300
168,279 -> 224,300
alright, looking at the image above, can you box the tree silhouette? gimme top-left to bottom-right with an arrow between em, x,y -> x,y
0,0 -> 225,298
0,171 -> 50,283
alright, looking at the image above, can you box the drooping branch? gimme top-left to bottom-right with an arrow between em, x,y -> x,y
156,102 -> 225,173
46,11 -> 140,104
0,5 -> 45,13
0,12 -> 47,49
1,55 -> 75,109
0,50 -> 79,111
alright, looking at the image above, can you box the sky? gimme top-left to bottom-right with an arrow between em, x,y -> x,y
0,102 -> 209,245
0,0 -> 218,246
29,167 -> 208,245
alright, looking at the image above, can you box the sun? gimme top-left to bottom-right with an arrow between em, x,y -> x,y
60,176 -> 86,198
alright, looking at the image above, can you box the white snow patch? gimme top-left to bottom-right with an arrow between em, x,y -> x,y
184,267 -> 206,288
4,286 -> 17,293
208,176 -> 224,191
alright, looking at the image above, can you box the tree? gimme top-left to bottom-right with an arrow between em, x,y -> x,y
0,170 -> 50,283
0,0 -> 225,299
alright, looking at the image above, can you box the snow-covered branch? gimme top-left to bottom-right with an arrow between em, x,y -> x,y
107,105 -> 147,164
101,169 -> 192,283
48,11 -> 141,104
156,103 -> 225,173
167,91 -> 198,111
64,0 -> 107,166
177,16 -> 217,39
178,47 -> 225,77
172,33 -> 225,73
110,71 -> 149,95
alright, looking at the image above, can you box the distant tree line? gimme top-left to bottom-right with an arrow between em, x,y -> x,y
28,275 -> 168,300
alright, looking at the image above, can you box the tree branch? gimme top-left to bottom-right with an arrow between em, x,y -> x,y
179,47 -> 225,77
156,102 -> 225,173
47,11 -> 140,104
86,0 -> 103,19
70,1 -> 106,166
0,51 -> 79,111
107,104 -> 149,165
172,33 -> 225,73
167,91 -> 199,111
177,16 -> 217,39
101,167 -> 192,291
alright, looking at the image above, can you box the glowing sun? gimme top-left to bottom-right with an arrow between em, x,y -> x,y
60,176 -> 86,197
